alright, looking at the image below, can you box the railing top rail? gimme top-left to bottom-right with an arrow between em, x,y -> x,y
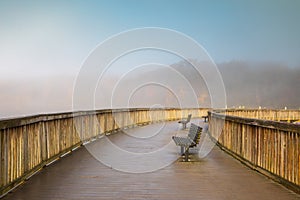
213,108 -> 300,113
209,110 -> 300,133
0,107 -> 210,130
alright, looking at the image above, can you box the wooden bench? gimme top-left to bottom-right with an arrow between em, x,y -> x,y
172,123 -> 202,161
178,114 -> 192,129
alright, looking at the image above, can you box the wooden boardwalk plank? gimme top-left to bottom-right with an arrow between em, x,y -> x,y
2,121 -> 299,200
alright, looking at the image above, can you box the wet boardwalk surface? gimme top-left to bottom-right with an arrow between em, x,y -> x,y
3,121 -> 300,200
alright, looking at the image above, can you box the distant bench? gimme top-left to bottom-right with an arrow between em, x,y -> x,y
202,115 -> 208,122
178,114 -> 192,129
172,123 -> 202,161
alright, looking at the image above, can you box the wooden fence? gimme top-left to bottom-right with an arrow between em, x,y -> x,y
222,109 -> 300,122
3,107 -> 299,196
0,108 -> 208,197
209,109 -> 300,193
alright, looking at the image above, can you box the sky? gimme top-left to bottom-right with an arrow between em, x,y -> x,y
0,0 -> 300,117
1,0 -> 300,78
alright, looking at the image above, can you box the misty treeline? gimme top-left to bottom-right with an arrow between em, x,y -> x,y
86,59 -> 300,110
0,60 -> 299,118
171,60 -> 300,109
219,61 -> 300,109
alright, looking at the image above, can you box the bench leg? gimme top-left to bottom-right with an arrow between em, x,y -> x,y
180,146 -> 184,155
184,147 -> 189,162
182,122 -> 186,130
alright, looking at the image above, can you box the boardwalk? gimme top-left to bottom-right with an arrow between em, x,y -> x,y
3,121 -> 299,200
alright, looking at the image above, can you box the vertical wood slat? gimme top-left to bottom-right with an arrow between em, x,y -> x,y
0,130 -> 3,188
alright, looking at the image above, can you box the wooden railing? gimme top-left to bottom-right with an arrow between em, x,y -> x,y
0,108 -> 209,197
222,109 -> 300,122
2,107 -> 299,196
209,109 -> 300,193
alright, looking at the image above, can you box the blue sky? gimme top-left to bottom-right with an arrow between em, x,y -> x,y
0,0 -> 300,78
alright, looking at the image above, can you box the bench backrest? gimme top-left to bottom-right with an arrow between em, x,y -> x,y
186,114 -> 192,122
188,123 -> 202,142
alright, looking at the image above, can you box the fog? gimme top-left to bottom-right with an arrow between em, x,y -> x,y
219,61 -> 300,109
0,61 -> 299,119
0,76 -> 75,119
